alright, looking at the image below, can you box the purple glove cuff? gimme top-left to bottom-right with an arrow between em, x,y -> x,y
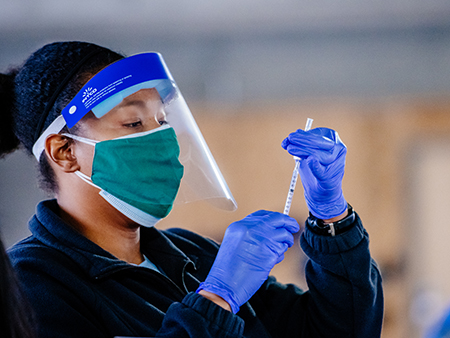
308,196 -> 348,220
196,282 -> 240,314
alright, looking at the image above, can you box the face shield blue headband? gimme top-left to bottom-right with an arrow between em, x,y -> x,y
32,52 -> 237,227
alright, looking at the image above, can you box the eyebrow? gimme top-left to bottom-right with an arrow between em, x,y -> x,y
118,99 -> 146,109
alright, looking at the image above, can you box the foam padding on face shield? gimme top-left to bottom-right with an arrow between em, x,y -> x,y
91,79 -> 176,118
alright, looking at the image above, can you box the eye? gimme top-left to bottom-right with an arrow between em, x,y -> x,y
124,121 -> 142,128
158,110 -> 168,126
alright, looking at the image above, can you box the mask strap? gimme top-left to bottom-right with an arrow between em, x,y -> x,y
61,125 -> 171,147
61,133 -> 98,147
61,133 -> 100,188
74,171 -> 100,189
76,170 -> 161,228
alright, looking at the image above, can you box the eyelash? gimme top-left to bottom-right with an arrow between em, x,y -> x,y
124,120 -> 167,128
125,121 -> 142,128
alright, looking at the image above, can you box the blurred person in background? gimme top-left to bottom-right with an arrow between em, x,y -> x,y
426,307 -> 450,338
0,233 -> 35,338
0,41 -> 383,337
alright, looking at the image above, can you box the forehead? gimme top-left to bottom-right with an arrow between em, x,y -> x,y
118,87 -> 162,106
105,88 -> 163,118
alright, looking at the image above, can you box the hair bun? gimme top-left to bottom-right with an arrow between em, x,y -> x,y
0,69 -> 20,157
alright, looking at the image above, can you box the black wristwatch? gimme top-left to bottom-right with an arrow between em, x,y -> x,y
306,204 -> 356,236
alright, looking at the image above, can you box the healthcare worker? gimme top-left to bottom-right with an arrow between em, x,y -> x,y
1,41 -> 383,337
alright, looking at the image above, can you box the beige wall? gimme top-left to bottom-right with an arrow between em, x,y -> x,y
158,95 -> 450,338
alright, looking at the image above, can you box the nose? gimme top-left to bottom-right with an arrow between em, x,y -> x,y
143,103 -> 166,132
136,88 -> 167,131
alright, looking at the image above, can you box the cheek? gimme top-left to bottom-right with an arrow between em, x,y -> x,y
74,143 -> 95,176
145,117 -> 164,131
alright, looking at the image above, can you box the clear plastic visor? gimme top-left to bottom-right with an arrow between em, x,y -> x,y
166,90 -> 236,210
33,53 -> 237,211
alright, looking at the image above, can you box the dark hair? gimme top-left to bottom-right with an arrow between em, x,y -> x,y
0,236 -> 35,338
0,41 -> 124,193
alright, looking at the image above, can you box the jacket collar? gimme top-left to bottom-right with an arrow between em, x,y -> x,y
31,199 -> 197,282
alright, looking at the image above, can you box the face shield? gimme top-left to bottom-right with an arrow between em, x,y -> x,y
32,52 -> 237,212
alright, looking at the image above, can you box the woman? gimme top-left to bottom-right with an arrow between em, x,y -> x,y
2,41 -> 383,337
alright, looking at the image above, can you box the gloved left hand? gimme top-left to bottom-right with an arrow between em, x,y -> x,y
281,127 -> 348,219
197,210 -> 299,313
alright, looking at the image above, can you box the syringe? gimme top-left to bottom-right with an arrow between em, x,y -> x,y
283,118 -> 314,215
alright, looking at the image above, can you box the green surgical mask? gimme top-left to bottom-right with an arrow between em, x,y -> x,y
64,125 -> 184,221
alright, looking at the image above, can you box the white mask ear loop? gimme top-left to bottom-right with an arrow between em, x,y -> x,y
61,133 -> 99,147
74,171 -> 100,189
61,133 -> 100,189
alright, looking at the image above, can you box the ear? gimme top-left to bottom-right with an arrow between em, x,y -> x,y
44,134 -> 80,173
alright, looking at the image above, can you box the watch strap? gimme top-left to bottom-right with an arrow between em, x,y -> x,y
306,204 -> 356,236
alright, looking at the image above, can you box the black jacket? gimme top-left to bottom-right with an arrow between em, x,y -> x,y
8,199 -> 383,337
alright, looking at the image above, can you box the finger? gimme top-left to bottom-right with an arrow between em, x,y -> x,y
249,210 -> 300,233
285,144 -> 322,159
262,213 -> 299,233
298,158 -> 317,186
312,128 -> 346,149
291,142 -> 346,166
307,157 -> 326,179
286,129 -> 335,150
266,227 -> 295,248
282,131 -> 331,152
281,137 -> 289,150
275,252 -> 286,265
250,210 -> 272,216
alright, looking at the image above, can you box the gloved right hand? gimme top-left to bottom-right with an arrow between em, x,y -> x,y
281,127 -> 348,219
197,210 -> 299,313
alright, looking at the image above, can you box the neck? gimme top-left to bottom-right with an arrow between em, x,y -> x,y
56,182 -> 144,265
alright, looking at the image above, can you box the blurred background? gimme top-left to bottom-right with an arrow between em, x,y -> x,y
1,1 -> 450,336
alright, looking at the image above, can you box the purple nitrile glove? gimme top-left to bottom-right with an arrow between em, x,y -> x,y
281,127 -> 348,219
197,210 -> 299,313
